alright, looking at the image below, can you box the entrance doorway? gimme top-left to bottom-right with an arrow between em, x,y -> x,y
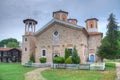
89,54 -> 95,62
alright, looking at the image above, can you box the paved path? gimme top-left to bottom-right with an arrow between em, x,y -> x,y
116,63 -> 120,80
25,68 -> 49,80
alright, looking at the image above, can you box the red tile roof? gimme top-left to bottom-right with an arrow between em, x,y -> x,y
0,48 -> 21,51
88,32 -> 103,35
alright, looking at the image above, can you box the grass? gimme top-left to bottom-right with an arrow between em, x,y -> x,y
105,59 -> 120,62
0,63 -> 36,80
41,63 -> 116,80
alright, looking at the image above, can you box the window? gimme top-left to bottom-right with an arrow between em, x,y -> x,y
68,49 -> 73,56
90,24 -> 93,28
25,48 -> 27,51
25,38 -> 27,42
54,31 -> 58,36
3,52 -> 8,57
63,18 -> 65,21
42,50 -> 46,57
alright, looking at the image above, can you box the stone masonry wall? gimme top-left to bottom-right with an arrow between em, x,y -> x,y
35,23 -> 88,63
88,34 -> 102,61
22,35 -> 36,65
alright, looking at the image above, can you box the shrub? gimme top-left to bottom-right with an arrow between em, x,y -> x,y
65,57 -> 72,64
53,56 -> 64,64
39,57 -> 46,63
105,62 -> 116,70
29,53 -> 35,63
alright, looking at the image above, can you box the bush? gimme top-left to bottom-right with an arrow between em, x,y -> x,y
53,56 -> 64,64
105,62 -> 116,70
29,53 -> 35,63
65,57 -> 72,64
39,57 -> 46,63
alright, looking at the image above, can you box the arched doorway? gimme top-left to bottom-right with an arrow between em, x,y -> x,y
89,54 -> 95,62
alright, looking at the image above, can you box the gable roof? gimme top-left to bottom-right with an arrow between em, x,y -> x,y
34,18 -> 85,36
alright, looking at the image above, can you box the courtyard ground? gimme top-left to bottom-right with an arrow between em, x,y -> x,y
116,63 -> 120,80
0,63 -> 36,80
25,62 -> 116,80
0,62 -> 119,80
25,68 -> 49,80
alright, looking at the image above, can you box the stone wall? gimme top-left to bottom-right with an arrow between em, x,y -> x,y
35,23 -> 88,63
22,35 -> 36,65
88,34 -> 102,61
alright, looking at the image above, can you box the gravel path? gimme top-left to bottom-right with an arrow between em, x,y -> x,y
25,68 -> 49,80
116,63 -> 120,80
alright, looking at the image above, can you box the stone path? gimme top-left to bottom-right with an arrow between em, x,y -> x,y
116,63 -> 120,80
25,68 -> 49,80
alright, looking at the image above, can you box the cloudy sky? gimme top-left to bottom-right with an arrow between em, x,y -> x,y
0,0 -> 120,42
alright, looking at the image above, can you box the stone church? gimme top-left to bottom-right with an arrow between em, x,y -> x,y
22,10 -> 103,65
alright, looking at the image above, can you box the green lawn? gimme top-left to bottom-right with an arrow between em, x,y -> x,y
41,63 -> 116,80
0,63 -> 36,80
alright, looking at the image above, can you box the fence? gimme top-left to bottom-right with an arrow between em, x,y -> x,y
90,62 -> 105,70
24,63 -> 51,67
52,64 -> 90,70
24,62 -> 105,70
52,63 -> 105,70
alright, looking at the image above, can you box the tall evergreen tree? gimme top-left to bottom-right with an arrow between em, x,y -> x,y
97,13 -> 120,60
64,48 -> 70,60
72,46 -> 80,64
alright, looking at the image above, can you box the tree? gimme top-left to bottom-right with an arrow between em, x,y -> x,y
64,48 -> 70,60
0,38 -> 19,48
29,53 -> 35,63
7,42 -> 19,48
72,46 -> 80,64
97,13 -> 120,60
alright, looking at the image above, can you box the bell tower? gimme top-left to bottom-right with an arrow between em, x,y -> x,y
53,10 -> 68,22
85,18 -> 98,32
23,19 -> 37,35
22,19 -> 37,65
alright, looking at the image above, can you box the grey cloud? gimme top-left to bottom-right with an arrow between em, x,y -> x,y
0,0 -> 120,41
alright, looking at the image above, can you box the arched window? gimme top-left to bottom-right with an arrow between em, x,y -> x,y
90,24 -> 93,28
42,50 -> 46,57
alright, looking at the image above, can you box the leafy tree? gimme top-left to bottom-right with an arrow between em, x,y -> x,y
64,48 -> 70,60
7,42 -> 19,48
97,13 -> 120,60
0,38 -> 19,48
29,53 -> 35,63
72,46 -> 80,64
